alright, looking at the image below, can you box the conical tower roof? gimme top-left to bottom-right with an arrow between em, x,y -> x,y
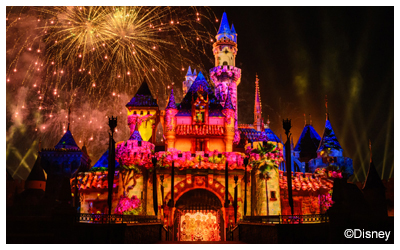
177,72 -> 223,117
91,149 -> 120,170
166,88 -> 177,109
126,81 -> 158,108
186,66 -> 192,76
54,129 -> 79,150
363,160 -> 385,190
294,125 -> 321,152
129,126 -> 143,141
217,12 -> 232,35
317,119 -> 342,152
26,155 -> 46,182
231,24 -> 236,34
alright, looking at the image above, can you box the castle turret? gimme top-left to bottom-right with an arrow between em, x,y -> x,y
40,125 -> 91,206
183,66 -> 197,96
254,74 -> 263,132
210,12 -> 241,144
165,88 -> 178,149
126,81 -> 160,143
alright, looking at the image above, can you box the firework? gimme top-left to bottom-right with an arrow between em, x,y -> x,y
6,6 -> 218,179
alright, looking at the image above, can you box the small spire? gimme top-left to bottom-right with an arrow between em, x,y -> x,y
193,69 -> 197,75
186,66 -> 192,76
266,115 -> 270,128
309,114 -> 312,125
166,88 -> 177,109
369,139 -> 372,163
325,95 -> 329,121
231,23 -> 236,34
217,12 -> 231,35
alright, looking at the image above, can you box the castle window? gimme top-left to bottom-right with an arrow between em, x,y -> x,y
223,61 -> 228,66
133,111 -> 137,115
147,111 -> 150,115
270,191 -> 277,201
140,111 -> 144,115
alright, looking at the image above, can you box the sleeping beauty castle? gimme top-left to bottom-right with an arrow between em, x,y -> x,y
13,12 -> 371,242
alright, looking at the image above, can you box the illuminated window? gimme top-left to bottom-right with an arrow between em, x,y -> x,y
270,191 -> 277,201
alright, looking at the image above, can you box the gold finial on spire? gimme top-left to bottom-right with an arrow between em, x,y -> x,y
325,95 -> 329,121
309,114 -> 312,125
369,139 -> 372,163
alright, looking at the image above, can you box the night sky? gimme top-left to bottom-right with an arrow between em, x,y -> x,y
6,6 -> 393,183
209,7 -> 393,182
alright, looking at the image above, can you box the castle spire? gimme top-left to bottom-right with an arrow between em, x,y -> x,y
186,66 -> 192,76
231,23 -> 236,34
166,88 -> 177,110
254,74 -> 263,131
325,95 -> 329,121
217,12 -> 231,35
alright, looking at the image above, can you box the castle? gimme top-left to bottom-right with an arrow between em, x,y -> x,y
17,12 -> 358,242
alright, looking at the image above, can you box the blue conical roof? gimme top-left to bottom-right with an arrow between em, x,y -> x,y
126,81 -> 158,108
166,89 -> 177,109
217,12 -> 231,35
129,128 -> 143,141
294,125 -> 321,152
91,149 -> 120,170
317,119 -> 342,152
54,128 -> 79,150
264,127 -> 281,143
231,24 -> 236,33
224,89 -> 235,110
186,66 -> 192,76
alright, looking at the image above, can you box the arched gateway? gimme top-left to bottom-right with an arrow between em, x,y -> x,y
174,189 -> 224,241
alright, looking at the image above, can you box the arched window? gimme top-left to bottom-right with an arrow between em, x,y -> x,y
223,61 -> 228,66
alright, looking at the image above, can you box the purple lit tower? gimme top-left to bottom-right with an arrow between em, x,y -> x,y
210,12 -> 241,143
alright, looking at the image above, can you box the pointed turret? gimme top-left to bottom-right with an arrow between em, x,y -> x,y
91,149 -> 120,170
129,125 -> 143,141
193,69 -> 197,75
217,12 -> 231,35
253,74 -> 263,131
363,141 -> 385,190
294,115 -> 321,162
126,81 -> 158,108
317,119 -> 342,153
186,66 -> 193,76
231,23 -> 236,34
166,89 -> 177,110
54,129 -> 79,150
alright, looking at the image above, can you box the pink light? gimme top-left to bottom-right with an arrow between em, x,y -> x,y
37,49 -> 41,53
14,69 -> 17,72
51,62 -> 54,65
92,83 -> 96,87
78,54 -> 82,58
7,79 -> 10,82
28,48 -> 32,51
127,72 -> 130,75
60,70 -> 64,73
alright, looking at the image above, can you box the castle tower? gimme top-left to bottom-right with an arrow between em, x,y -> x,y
126,81 -> 160,144
40,125 -> 91,206
165,88 -> 178,149
253,74 -> 263,132
182,66 -> 197,96
209,12 -> 241,144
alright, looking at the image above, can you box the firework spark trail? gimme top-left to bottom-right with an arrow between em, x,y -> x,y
6,6 -> 218,179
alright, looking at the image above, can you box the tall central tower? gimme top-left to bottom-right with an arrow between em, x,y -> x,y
210,12 -> 242,143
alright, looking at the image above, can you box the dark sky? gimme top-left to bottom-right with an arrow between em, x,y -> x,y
209,7 -> 393,182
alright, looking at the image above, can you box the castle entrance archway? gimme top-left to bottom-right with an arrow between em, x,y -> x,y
174,189 -> 224,241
